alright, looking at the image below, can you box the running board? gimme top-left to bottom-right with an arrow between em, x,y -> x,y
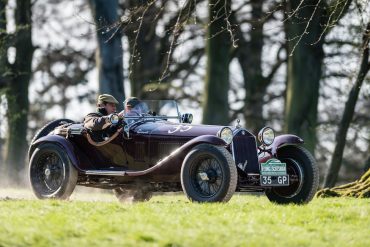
82,170 -> 127,176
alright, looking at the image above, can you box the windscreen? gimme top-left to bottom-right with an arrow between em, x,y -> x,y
123,100 -> 181,122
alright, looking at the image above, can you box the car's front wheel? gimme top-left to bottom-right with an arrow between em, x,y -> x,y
29,143 -> 78,199
181,144 -> 237,202
265,145 -> 319,204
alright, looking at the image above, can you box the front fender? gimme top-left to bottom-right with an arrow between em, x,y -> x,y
259,134 -> 304,163
126,135 -> 227,176
29,135 -> 81,170
271,134 -> 304,155
176,135 -> 227,152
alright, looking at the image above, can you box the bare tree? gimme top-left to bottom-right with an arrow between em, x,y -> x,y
202,0 -> 233,125
284,0 -> 352,153
0,0 -> 35,181
324,22 -> 370,188
121,0 -> 199,99
90,0 -> 125,107
232,0 -> 285,133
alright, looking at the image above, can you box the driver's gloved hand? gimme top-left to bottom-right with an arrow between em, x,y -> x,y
107,124 -> 119,135
117,117 -> 125,128
109,118 -> 124,132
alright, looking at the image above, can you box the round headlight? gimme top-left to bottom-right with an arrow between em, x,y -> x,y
218,127 -> 233,144
109,114 -> 120,124
258,127 -> 275,146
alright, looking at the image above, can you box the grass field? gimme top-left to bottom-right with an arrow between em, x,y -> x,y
0,190 -> 369,247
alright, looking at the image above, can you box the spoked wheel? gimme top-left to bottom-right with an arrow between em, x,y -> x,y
181,144 -> 237,202
113,185 -> 152,203
29,143 -> 78,199
265,145 -> 319,204
271,158 -> 304,198
191,156 -> 224,197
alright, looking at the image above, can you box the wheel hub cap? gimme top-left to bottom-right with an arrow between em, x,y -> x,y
45,168 -> 51,177
198,172 -> 209,181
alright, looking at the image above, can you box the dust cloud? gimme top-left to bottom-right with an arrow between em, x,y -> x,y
0,167 -> 116,201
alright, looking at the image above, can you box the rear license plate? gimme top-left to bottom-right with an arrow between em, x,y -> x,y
260,175 -> 289,186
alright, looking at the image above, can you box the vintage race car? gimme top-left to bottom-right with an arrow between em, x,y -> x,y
28,100 -> 319,204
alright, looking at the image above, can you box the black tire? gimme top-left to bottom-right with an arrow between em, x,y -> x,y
113,185 -> 152,203
181,144 -> 237,202
28,119 -> 75,159
29,143 -> 78,199
265,145 -> 319,204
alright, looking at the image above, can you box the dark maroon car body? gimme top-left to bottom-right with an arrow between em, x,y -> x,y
30,119 -> 301,190
28,100 -> 318,203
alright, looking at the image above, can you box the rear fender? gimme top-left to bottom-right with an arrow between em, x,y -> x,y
29,135 -> 83,171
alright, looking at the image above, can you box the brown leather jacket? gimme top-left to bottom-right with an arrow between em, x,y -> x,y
83,111 -> 111,131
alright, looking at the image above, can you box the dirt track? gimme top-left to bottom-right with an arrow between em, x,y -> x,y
0,187 -> 117,201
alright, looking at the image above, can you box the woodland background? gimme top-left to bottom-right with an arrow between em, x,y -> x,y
0,0 -> 369,188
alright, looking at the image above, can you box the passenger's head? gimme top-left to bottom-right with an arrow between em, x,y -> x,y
124,97 -> 140,113
97,94 -> 119,114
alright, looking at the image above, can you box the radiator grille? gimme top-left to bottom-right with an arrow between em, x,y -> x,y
232,132 -> 259,173
158,142 -> 184,158
134,142 -> 146,161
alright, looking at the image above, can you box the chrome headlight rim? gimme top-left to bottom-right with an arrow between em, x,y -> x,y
218,127 -> 233,145
258,127 -> 275,146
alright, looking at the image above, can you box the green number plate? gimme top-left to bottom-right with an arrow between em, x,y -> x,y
260,159 -> 287,176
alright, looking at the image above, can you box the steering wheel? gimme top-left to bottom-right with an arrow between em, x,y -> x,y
85,114 -> 126,146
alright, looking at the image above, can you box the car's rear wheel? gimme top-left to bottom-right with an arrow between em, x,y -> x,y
181,144 -> 237,202
265,145 -> 319,204
29,143 -> 78,199
113,185 -> 152,203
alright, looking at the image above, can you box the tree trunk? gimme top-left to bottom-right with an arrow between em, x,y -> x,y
324,23 -> 370,188
5,0 -> 34,181
124,0 -> 197,100
90,0 -> 125,108
202,0 -> 231,125
364,151 -> 370,173
284,0 -> 326,153
125,0 -> 161,99
0,0 -> 8,179
0,0 -> 8,90
238,0 -> 266,134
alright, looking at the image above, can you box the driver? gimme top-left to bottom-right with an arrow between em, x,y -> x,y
83,94 -> 124,131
